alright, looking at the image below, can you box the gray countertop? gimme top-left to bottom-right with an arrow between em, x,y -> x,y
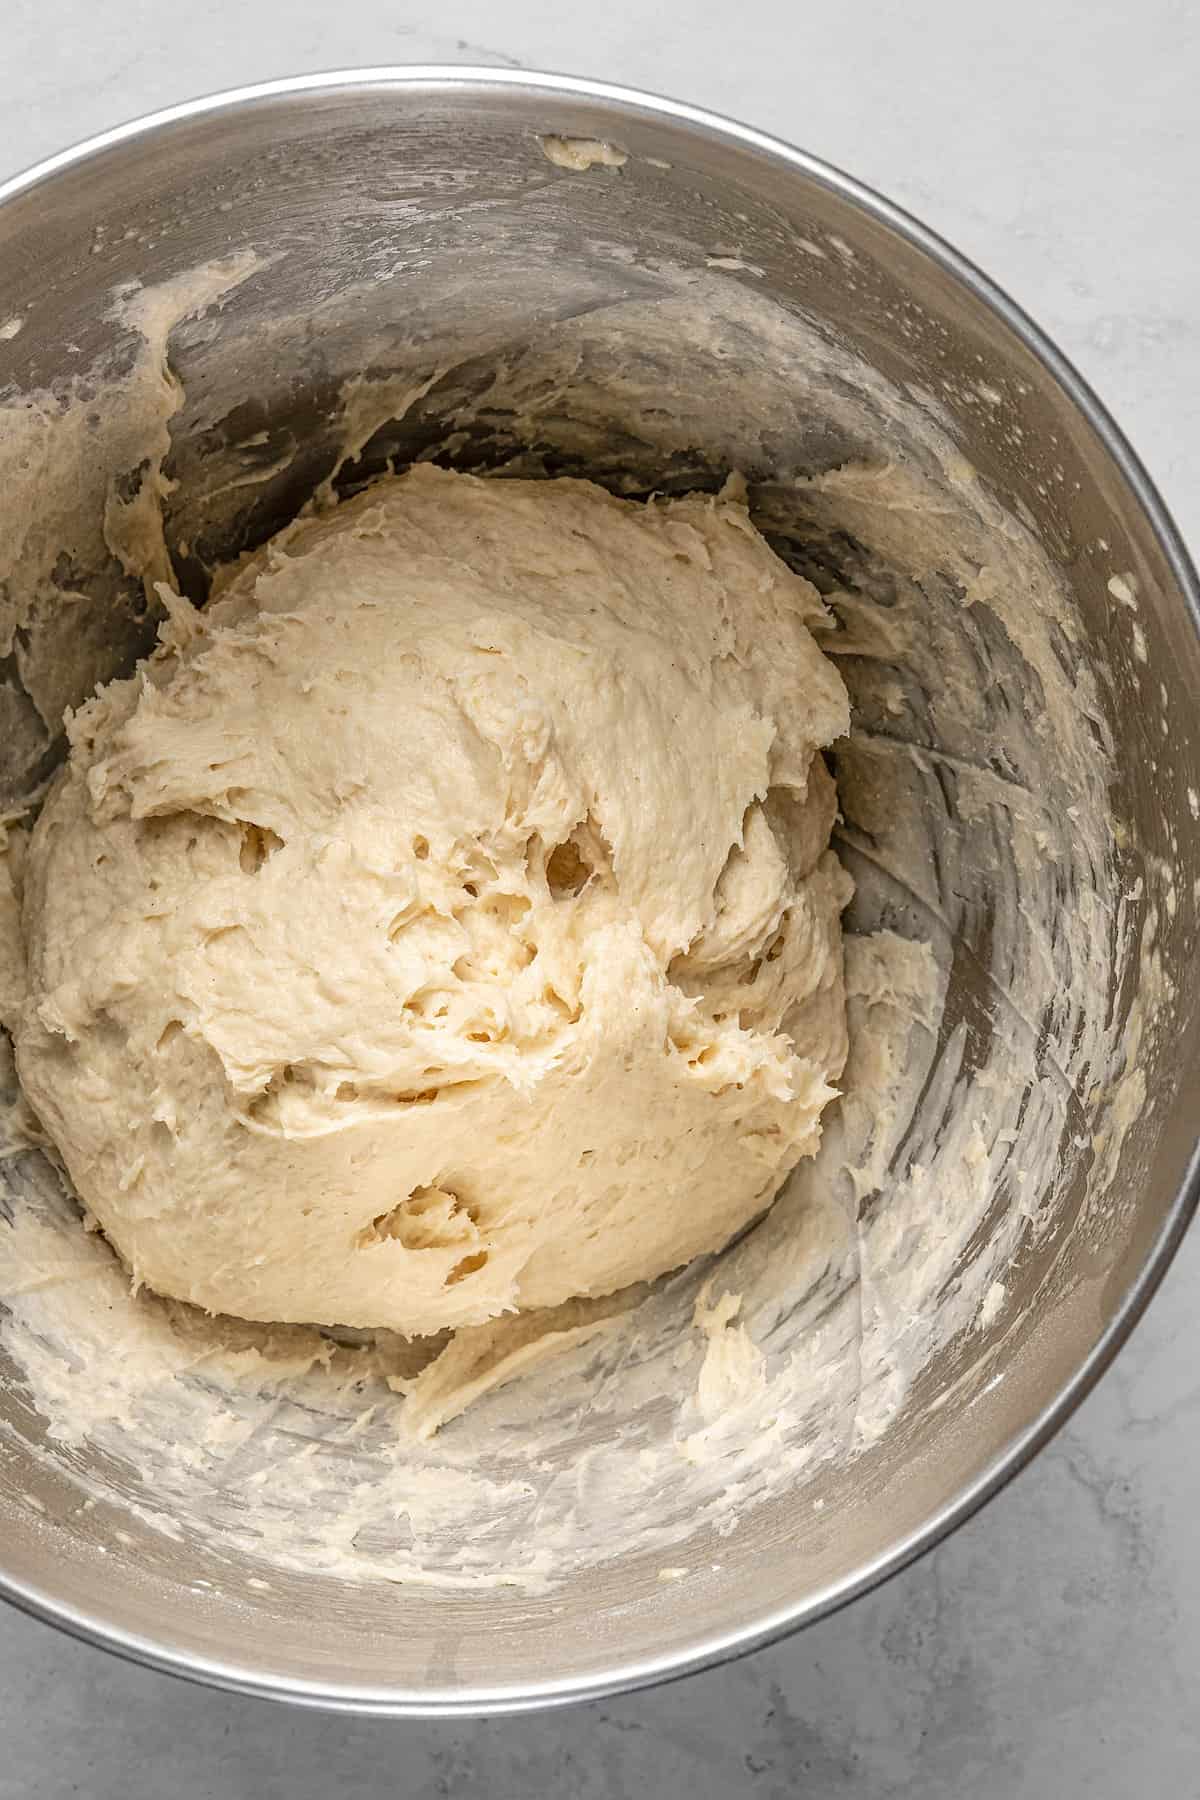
3,3 -> 1199,1794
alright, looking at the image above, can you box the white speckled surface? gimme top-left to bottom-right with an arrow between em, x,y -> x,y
3,3 -> 1199,1792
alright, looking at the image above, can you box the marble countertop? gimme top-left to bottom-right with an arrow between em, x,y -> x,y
2,2 -> 1198,1794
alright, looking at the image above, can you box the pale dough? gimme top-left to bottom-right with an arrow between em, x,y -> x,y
12,465 -> 852,1336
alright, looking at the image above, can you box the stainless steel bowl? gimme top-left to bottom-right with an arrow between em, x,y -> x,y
1,69 -> 1198,1715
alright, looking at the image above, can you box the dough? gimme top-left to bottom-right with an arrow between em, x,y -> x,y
13,465 -> 852,1336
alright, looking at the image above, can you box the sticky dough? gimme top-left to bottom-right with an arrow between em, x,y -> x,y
12,465 -> 852,1337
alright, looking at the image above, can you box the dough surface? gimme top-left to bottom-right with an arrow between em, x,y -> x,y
13,466 -> 852,1336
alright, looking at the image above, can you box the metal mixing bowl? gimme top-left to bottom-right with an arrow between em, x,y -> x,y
1,69 -> 1198,1714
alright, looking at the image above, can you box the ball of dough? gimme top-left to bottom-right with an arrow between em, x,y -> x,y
15,467 -> 852,1335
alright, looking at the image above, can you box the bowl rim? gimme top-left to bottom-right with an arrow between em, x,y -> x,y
1,63 -> 1198,1718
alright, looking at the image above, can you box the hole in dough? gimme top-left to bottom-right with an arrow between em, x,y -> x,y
237,820 -> 284,874
546,837 -> 593,897
356,1185 -> 482,1255
444,1250 -> 489,1285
